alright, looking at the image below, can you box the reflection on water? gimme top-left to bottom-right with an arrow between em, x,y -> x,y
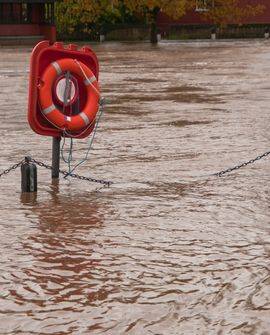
0,41 -> 270,334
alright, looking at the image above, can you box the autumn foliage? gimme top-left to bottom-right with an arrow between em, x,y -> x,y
121,0 -> 187,20
55,0 -> 266,42
201,0 -> 265,27
55,0 -> 120,38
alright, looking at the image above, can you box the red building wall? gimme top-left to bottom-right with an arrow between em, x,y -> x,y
0,3 -> 55,43
0,24 -> 55,42
0,24 -> 40,36
40,24 -> 56,41
158,0 -> 270,32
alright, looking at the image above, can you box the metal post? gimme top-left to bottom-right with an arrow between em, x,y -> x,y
211,27 -> 217,40
21,156 -> 37,193
100,34 -> 105,42
52,137 -> 61,179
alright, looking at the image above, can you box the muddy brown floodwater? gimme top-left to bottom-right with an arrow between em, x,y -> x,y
0,40 -> 270,335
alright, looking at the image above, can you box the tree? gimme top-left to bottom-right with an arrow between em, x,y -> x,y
199,0 -> 265,28
121,0 -> 265,43
55,0 -> 120,39
121,0 -> 188,43
55,0 -> 266,42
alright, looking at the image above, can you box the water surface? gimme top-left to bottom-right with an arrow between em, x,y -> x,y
0,40 -> 270,334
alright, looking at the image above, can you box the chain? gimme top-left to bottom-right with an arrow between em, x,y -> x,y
62,98 -> 106,178
0,157 -> 112,186
214,150 -> 270,177
0,159 -> 24,179
29,158 -> 112,187
2,149 -> 270,184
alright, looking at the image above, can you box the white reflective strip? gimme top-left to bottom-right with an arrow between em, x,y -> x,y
66,116 -> 71,122
52,61 -> 62,75
42,104 -> 55,115
79,112 -> 90,125
84,76 -> 96,86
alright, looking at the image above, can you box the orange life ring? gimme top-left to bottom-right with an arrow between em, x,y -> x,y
38,58 -> 100,132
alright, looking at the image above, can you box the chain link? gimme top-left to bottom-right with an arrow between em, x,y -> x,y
29,158 -> 112,187
214,150 -> 270,177
0,160 -> 24,179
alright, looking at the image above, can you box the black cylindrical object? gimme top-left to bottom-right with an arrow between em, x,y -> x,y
21,157 -> 37,193
52,137 -> 61,179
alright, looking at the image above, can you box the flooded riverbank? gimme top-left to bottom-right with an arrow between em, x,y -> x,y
0,40 -> 270,334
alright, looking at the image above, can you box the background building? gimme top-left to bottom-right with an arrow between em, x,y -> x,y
0,0 -> 56,44
157,0 -> 270,39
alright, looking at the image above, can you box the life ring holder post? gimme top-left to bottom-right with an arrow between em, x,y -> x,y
28,40 -> 100,181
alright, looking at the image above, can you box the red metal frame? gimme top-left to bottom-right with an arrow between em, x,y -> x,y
28,40 -> 99,138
